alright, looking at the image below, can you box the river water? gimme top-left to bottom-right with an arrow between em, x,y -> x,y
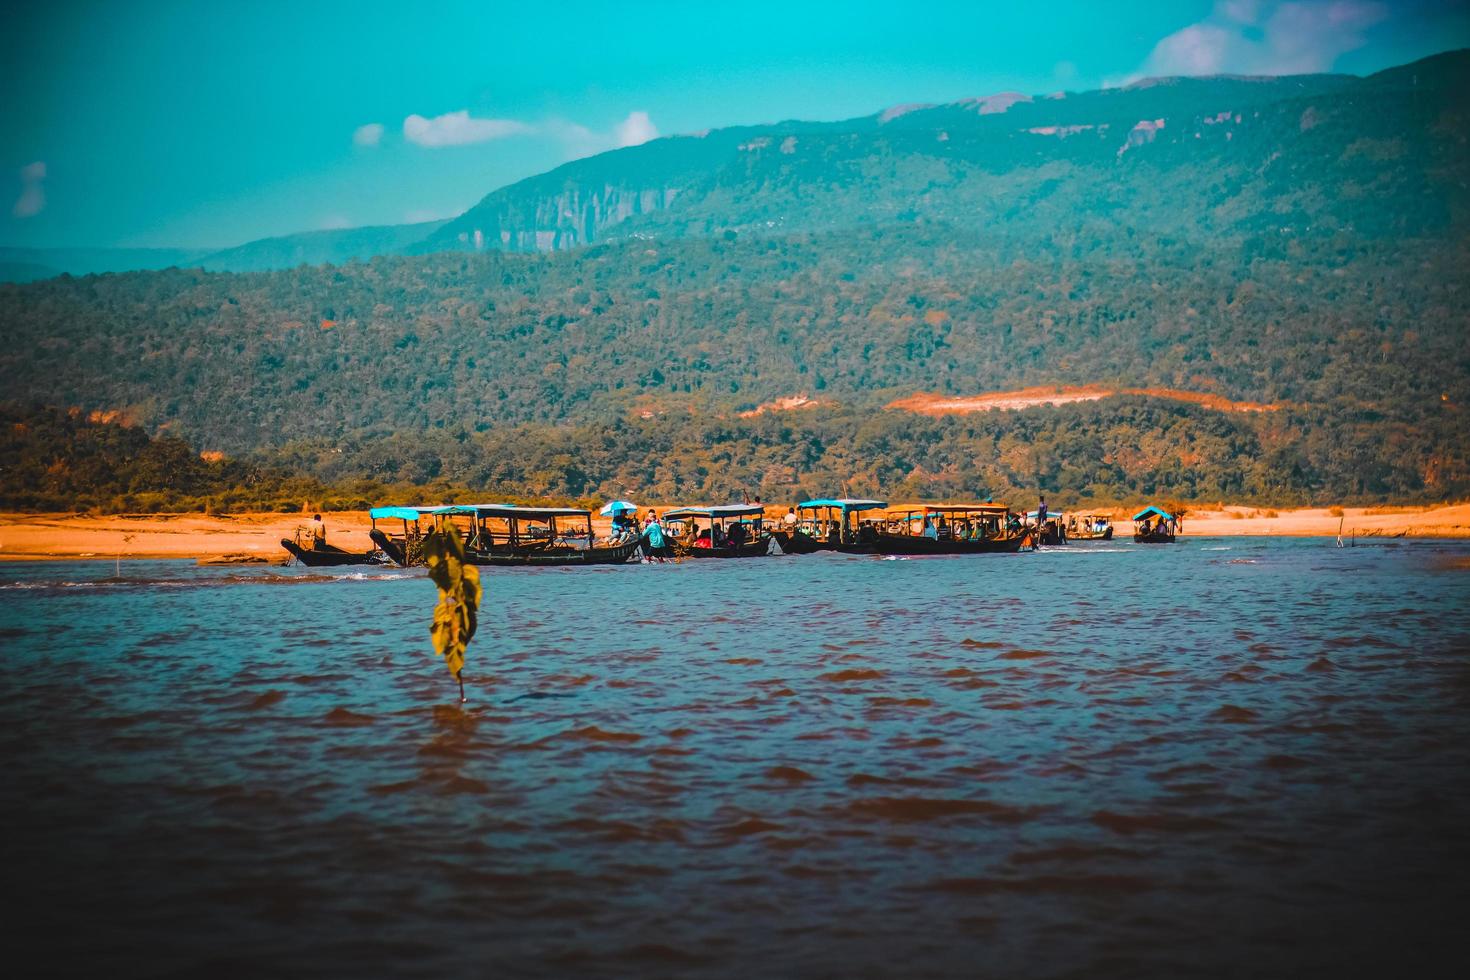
3,538 -> 1469,978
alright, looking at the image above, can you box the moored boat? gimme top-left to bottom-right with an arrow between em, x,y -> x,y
665,504 -> 779,558
776,498 -> 888,553
451,504 -> 642,566
368,504 -> 456,567
279,536 -> 390,567
369,503 -> 641,566
869,504 -> 1031,555
1025,509 -> 1069,545
1067,513 -> 1114,541
1132,505 -> 1178,543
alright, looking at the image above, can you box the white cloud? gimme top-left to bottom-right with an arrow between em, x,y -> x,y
614,110 -> 658,148
391,107 -> 659,159
353,122 -> 384,147
319,214 -> 353,230
12,160 -> 46,218
403,110 -> 532,147
543,112 -> 661,160
1136,0 -> 1389,79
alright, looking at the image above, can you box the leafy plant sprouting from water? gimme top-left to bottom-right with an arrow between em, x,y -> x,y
115,532 -> 135,577
423,526 -> 481,702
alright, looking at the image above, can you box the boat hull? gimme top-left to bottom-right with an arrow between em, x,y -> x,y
280,539 -> 385,567
674,536 -> 778,559
867,533 -> 1030,555
369,528 -> 412,566
1133,532 -> 1176,544
466,538 -> 642,567
770,529 -> 827,554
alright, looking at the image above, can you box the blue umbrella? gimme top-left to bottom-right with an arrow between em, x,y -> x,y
599,500 -> 639,516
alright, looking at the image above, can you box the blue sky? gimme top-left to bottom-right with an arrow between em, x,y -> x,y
3,0 -> 1466,249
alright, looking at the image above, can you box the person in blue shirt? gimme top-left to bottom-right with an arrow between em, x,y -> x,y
642,510 -> 669,562
1035,496 -> 1048,550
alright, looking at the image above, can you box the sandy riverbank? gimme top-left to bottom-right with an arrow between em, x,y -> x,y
2,503 -> 1467,561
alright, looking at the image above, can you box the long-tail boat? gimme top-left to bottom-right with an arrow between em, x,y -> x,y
368,505 -> 456,567
869,504 -> 1031,554
450,504 -> 642,566
1025,510 -> 1069,545
664,504 -> 778,558
1067,513 -> 1114,541
1132,506 -> 1178,543
777,498 -> 888,553
279,534 -> 391,567
369,504 -> 640,567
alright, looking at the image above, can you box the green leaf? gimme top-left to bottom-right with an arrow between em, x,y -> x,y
422,526 -> 481,690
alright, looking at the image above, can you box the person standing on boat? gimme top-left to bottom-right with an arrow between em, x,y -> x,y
1034,496 -> 1048,550
308,513 -> 327,551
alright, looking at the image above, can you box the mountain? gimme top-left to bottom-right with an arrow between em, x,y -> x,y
0,245 -> 213,281
1,51 -> 1467,504
423,52 -> 1465,252
0,223 -> 450,284
196,220 -> 449,273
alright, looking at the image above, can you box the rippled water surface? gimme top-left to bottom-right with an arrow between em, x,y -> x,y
4,539 -> 1470,978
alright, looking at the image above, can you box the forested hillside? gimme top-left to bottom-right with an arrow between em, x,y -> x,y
0,52 -> 1466,506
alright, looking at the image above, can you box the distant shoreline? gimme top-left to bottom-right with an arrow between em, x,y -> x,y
1,503 -> 1467,561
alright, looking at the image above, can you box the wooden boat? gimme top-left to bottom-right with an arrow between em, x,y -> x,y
369,504 -> 641,567
664,504 -> 779,558
452,504 -> 642,566
1025,509 -> 1069,545
279,535 -> 389,567
869,504 -> 1031,555
1132,505 -> 1178,543
367,505 -> 459,567
1067,513 -> 1115,541
775,498 -> 888,553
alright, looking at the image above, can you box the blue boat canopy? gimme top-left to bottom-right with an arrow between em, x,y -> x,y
1026,511 -> 1065,521
369,505 -> 451,521
797,498 -> 887,512
1132,506 -> 1174,521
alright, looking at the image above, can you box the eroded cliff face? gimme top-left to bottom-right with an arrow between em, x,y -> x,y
449,184 -> 684,252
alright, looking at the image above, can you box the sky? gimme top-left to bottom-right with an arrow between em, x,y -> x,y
2,0 -> 1466,250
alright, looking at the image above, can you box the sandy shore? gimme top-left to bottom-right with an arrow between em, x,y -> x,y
2,502 -> 1467,561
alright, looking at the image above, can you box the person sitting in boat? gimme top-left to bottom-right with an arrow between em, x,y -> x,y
727,520 -> 748,548
694,527 -> 713,548
936,515 -> 950,538
712,523 -> 727,547
921,517 -> 938,540
783,507 -> 798,529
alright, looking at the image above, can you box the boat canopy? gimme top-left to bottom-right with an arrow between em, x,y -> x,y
890,503 -> 1008,515
369,505 -> 454,521
1132,506 -> 1174,521
797,498 -> 887,512
448,504 -> 591,520
663,504 -> 765,520
1025,510 -> 1066,521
